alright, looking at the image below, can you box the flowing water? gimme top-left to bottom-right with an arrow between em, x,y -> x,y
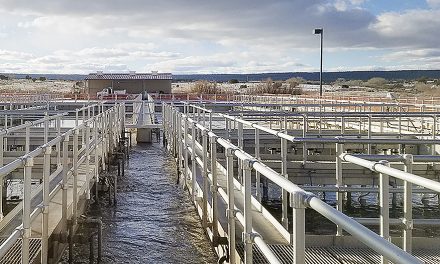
61,142 -> 217,264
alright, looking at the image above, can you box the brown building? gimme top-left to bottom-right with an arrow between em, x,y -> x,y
85,71 -> 172,96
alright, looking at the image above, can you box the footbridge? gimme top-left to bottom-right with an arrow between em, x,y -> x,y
162,95 -> 440,263
0,96 -> 127,263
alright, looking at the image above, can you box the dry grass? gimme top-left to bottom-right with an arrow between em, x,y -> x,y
246,78 -> 303,95
190,80 -> 232,94
415,83 -> 440,96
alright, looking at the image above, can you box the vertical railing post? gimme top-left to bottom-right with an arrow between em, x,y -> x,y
255,128 -> 261,204
177,113 -> 183,174
242,159 -> 254,264
85,123 -> 91,200
41,146 -> 51,264
225,147 -> 236,264
0,135 -> 3,220
25,123 -> 30,153
368,115 -> 372,154
202,130 -> 209,228
93,118 -> 99,200
290,192 -> 306,264
403,154 -> 413,253
44,114 -> 48,144
335,142 -> 344,236
82,108 -> 86,146
101,114 -> 107,172
73,130 -> 79,224
62,135 -> 70,227
56,117 -> 61,165
191,121 -> 197,201
302,115 -> 307,163
238,121 -> 243,184
184,116 -> 189,188
22,157 -> 34,264
281,136 -> 288,229
379,160 -> 390,264
210,134 -> 219,245
432,115 -> 437,155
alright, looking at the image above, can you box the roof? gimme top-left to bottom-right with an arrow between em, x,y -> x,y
85,73 -> 172,80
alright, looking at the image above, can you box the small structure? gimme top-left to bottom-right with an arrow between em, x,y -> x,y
85,71 -> 172,96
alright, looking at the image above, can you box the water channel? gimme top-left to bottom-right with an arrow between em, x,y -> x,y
61,142 -> 217,263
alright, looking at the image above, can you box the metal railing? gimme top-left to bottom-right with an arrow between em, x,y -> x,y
0,102 -> 125,263
162,103 -> 429,264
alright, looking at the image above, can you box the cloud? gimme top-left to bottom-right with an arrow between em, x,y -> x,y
0,0 -> 439,73
427,0 -> 440,8
0,49 -> 34,61
371,9 -> 440,48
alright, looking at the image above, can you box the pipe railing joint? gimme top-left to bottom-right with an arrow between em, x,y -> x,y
210,185 -> 219,194
225,147 -> 238,157
372,160 -> 389,172
290,191 -> 315,209
37,204 -> 49,214
209,134 -> 218,141
400,218 -> 414,230
23,156 -> 34,167
44,146 -> 52,155
402,154 -> 413,164
15,227 -> 24,238
242,158 -> 257,171
226,209 -> 239,219
242,232 -> 261,244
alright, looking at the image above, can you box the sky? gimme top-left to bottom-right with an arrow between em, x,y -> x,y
0,0 -> 440,74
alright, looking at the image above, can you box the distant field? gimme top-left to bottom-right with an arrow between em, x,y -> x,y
0,79 -> 75,94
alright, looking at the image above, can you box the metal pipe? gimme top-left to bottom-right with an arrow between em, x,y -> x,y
41,146 -> 51,264
62,136 -> 69,227
191,121 -> 197,201
243,159 -> 253,264
225,147 -> 236,264
379,160 -> 390,264
202,130 -> 208,228
210,134 -> 219,245
403,154 -> 413,253
341,154 -> 440,193
22,157 -> 33,264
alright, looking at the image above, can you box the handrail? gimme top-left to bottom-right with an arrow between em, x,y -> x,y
187,104 -> 440,145
0,103 -> 121,262
341,154 -> 440,193
165,103 -> 424,264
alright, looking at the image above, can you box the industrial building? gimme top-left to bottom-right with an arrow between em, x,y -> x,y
85,71 -> 172,96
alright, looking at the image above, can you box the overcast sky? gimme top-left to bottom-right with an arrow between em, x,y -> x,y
0,0 -> 439,74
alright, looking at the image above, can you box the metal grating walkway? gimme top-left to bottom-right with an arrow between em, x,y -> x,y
236,243 -> 440,264
0,238 -> 41,264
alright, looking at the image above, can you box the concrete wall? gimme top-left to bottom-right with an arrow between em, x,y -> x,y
87,79 -> 172,95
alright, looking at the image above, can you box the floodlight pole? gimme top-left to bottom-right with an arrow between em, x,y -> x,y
314,28 -> 324,97
319,29 -> 323,97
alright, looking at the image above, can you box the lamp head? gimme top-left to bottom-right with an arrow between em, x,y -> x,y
313,28 -> 323,34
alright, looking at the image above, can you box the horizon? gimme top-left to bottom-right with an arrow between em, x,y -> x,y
3,69 -> 440,83
1,0 -> 440,74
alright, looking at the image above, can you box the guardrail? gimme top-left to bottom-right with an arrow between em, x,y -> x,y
0,103 -> 125,264
163,103 -> 429,264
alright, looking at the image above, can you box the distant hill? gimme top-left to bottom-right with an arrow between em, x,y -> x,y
174,70 -> 440,82
2,70 -> 440,82
7,73 -> 86,81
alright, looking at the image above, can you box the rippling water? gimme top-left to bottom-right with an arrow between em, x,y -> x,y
61,142 -> 217,264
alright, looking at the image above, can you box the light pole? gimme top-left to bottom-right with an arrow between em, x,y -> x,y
314,28 -> 323,97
